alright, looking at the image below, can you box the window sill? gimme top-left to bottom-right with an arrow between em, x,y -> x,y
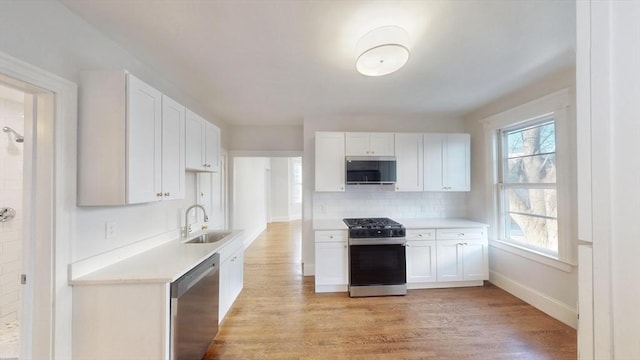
490,239 -> 575,272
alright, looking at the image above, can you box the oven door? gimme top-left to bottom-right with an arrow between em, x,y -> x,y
349,243 -> 406,286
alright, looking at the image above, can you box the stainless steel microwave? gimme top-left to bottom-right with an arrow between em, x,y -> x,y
345,156 -> 397,185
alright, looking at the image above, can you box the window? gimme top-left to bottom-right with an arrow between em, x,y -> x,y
498,116 -> 558,256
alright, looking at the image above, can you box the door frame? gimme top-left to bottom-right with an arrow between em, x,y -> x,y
0,51 -> 77,359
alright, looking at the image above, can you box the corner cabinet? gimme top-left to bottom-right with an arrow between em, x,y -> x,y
345,132 -> 395,156
314,230 -> 348,292
424,133 -> 470,191
78,70 -> 186,205
186,109 -> 220,172
315,132 -> 345,192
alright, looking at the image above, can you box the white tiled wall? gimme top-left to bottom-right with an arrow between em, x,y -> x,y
0,95 -> 24,327
313,186 -> 467,220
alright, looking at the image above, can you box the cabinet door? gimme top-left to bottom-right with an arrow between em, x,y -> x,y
185,110 -> 206,171
161,95 -> 185,200
369,133 -> 395,156
462,240 -> 488,281
395,133 -> 424,191
423,133 -> 445,191
204,122 -> 221,172
315,132 -> 345,192
315,242 -> 348,286
219,258 -> 231,322
406,240 -> 436,283
229,248 -> 244,302
345,132 -> 370,155
436,240 -> 463,281
444,134 -> 470,191
126,74 -> 163,204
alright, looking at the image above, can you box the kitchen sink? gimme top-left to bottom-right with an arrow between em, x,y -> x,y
185,231 -> 232,244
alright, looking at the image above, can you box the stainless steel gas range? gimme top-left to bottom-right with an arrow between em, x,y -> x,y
343,217 -> 407,297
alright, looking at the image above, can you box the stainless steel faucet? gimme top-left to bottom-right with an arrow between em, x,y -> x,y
184,204 -> 209,237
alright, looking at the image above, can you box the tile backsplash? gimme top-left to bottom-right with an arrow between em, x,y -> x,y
313,185 -> 467,220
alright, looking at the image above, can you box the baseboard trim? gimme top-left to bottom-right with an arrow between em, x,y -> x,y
407,280 -> 484,290
490,270 -> 577,329
242,224 -> 267,249
303,263 -> 315,276
315,284 -> 347,293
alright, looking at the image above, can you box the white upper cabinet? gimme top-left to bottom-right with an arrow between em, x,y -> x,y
315,132 -> 345,192
345,132 -> 394,156
185,109 -> 220,172
160,95 -> 186,200
394,133 -> 424,192
78,70 -> 185,205
423,133 -> 470,191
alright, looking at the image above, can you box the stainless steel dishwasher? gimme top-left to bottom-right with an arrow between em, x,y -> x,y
171,253 -> 220,360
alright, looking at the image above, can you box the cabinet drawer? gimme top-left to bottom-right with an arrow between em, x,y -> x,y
436,228 -> 486,240
315,230 -> 347,243
218,236 -> 244,262
406,229 -> 436,240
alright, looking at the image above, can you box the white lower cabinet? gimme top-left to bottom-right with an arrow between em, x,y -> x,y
314,230 -> 348,292
406,240 -> 437,285
409,227 -> 488,289
435,227 -> 488,283
73,282 -> 171,359
313,226 -> 488,293
219,237 -> 245,322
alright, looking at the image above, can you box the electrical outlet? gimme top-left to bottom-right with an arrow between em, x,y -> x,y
105,222 -> 117,239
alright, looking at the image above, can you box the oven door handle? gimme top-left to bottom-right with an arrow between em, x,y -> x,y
349,238 -> 407,246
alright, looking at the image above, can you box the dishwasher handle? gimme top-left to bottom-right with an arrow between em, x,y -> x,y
171,253 -> 220,298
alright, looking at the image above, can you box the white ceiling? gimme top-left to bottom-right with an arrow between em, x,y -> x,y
60,0 -> 575,126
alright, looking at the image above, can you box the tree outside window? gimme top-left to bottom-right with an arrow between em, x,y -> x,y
499,119 -> 558,255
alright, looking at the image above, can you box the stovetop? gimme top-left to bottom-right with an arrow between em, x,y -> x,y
343,218 -> 405,238
343,217 -> 403,229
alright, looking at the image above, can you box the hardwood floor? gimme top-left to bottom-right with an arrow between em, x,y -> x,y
204,221 -> 576,359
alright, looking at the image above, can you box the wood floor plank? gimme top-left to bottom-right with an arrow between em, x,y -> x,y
204,221 -> 576,359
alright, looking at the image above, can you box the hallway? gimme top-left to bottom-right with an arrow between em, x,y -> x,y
205,221 -> 576,359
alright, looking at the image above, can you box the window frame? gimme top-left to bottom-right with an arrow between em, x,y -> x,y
480,88 -> 575,270
497,115 -> 559,257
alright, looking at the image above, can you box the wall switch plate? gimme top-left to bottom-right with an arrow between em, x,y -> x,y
105,222 -> 117,239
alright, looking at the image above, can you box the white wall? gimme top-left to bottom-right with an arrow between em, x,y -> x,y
0,2 -> 229,356
228,125 -> 303,152
463,66 -> 578,327
0,0 -> 229,262
270,158 -> 291,222
232,157 -> 271,244
302,115 -> 466,274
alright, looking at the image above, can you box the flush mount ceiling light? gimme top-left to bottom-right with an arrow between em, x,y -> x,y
356,25 -> 410,77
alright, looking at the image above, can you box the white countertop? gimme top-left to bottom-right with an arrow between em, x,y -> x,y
313,218 -> 488,230
70,230 -> 243,285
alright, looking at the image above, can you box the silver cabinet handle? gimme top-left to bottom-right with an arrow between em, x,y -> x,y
156,192 -> 163,197
164,192 -> 170,197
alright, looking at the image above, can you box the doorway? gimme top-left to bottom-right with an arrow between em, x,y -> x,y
230,155 -> 303,268
0,83 -> 26,360
0,52 -> 76,359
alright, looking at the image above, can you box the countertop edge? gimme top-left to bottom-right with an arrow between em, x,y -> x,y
70,230 -> 244,286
